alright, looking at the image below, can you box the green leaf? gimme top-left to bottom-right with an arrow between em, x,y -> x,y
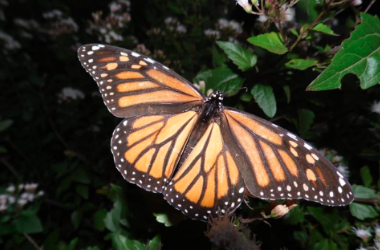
240,93 -> 252,102
65,238 -> 78,250
111,234 -> 145,250
308,13 -> 380,91
93,209 -> 107,231
70,168 -> 90,184
207,66 -> 244,96
284,206 -> 304,225
352,184 -> 376,199
105,185 -> 128,232
153,213 -> 175,227
283,85 -> 291,103
285,59 -> 318,70
296,0 -> 320,23
247,32 -> 288,55
307,207 -> 338,234
360,166 -> 373,187
216,41 -> 257,71
71,210 -> 83,230
311,23 -> 338,36
146,235 -> 161,250
0,119 -> 13,132
298,109 -> 315,137
251,84 -> 277,118
212,46 -> 227,67
349,203 -> 379,220
14,210 -> 43,234
76,184 -> 89,199
314,239 -> 329,250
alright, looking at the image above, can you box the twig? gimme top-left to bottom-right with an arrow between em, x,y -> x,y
354,198 -> 380,204
23,233 -> 43,250
1,157 -> 21,179
364,0 -> 376,12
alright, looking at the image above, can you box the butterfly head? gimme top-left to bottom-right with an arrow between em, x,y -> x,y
202,91 -> 224,122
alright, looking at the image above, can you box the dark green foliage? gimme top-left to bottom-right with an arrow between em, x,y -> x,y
0,0 -> 380,250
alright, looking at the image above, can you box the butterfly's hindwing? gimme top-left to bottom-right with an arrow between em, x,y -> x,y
111,111 -> 199,193
78,44 -> 204,118
164,122 -> 245,221
223,108 -> 354,206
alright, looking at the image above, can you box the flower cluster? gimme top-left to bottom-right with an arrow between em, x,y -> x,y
87,0 -> 131,43
58,87 -> 85,103
353,225 -> 380,250
164,17 -> 187,34
204,19 -> 243,43
43,9 -> 78,37
371,101 -> 380,114
0,31 -> 21,52
0,183 -> 44,212
14,18 -> 41,39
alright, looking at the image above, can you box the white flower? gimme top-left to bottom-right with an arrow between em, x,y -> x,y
356,245 -> 367,250
43,9 -> 63,19
18,184 -> 24,190
26,193 -> 35,202
7,196 -> 15,204
332,155 -> 343,163
60,17 -> 78,32
236,0 -> 252,13
0,195 -> 7,204
374,224 -> 380,238
58,87 -> 85,102
204,29 -> 221,39
257,14 -> 268,23
17,198 -> 28,207
284,7 -> 296,22
0,31 -> 21,51
337,165 -> 350,178
371,101 -> 380,114
350,0 -> 362,6
6,185 -> 15,193
217,19 -> 242,35
0,204 -> 6,212
25,183 -> 38,192
21,192 -> 29,200
206,89 -> 214,96
374,239 -> 380,249
176,24 -> 187,34
36,190 -> 44,197
352,226 -> 372,241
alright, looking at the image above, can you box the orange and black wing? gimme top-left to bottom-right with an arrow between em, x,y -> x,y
222,108 -> 354,206
163,122 -> 245,221
111,111 -> 199,193
77,44 -> 204,118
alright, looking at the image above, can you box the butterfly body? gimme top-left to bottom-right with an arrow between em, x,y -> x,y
78,44 -> 354,221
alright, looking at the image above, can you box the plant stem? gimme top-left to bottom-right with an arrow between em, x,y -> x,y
364,0 -> 376,12
23,233 -> 43,250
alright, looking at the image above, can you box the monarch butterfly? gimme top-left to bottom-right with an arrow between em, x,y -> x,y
78,44 -> 354,221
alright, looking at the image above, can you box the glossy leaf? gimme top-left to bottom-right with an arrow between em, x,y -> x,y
296,0 -> 319,23
350,203 -> 379,220
247,32 -> 288,55
352,184 -> 376,199
285,59 -> 318,70
251,84 -> 277,118
216,41 -> 257,71
308,13 -> 380,91
207,66 -> 244,96
146,235 -> 161,250
311,23 -> 338,36
14,210 -> 43,234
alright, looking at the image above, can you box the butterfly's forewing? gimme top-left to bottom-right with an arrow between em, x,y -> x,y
222,108 -> 354,206
77,44 -> 204,118
163,122 -> 245,221
111,111 -> 199,193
